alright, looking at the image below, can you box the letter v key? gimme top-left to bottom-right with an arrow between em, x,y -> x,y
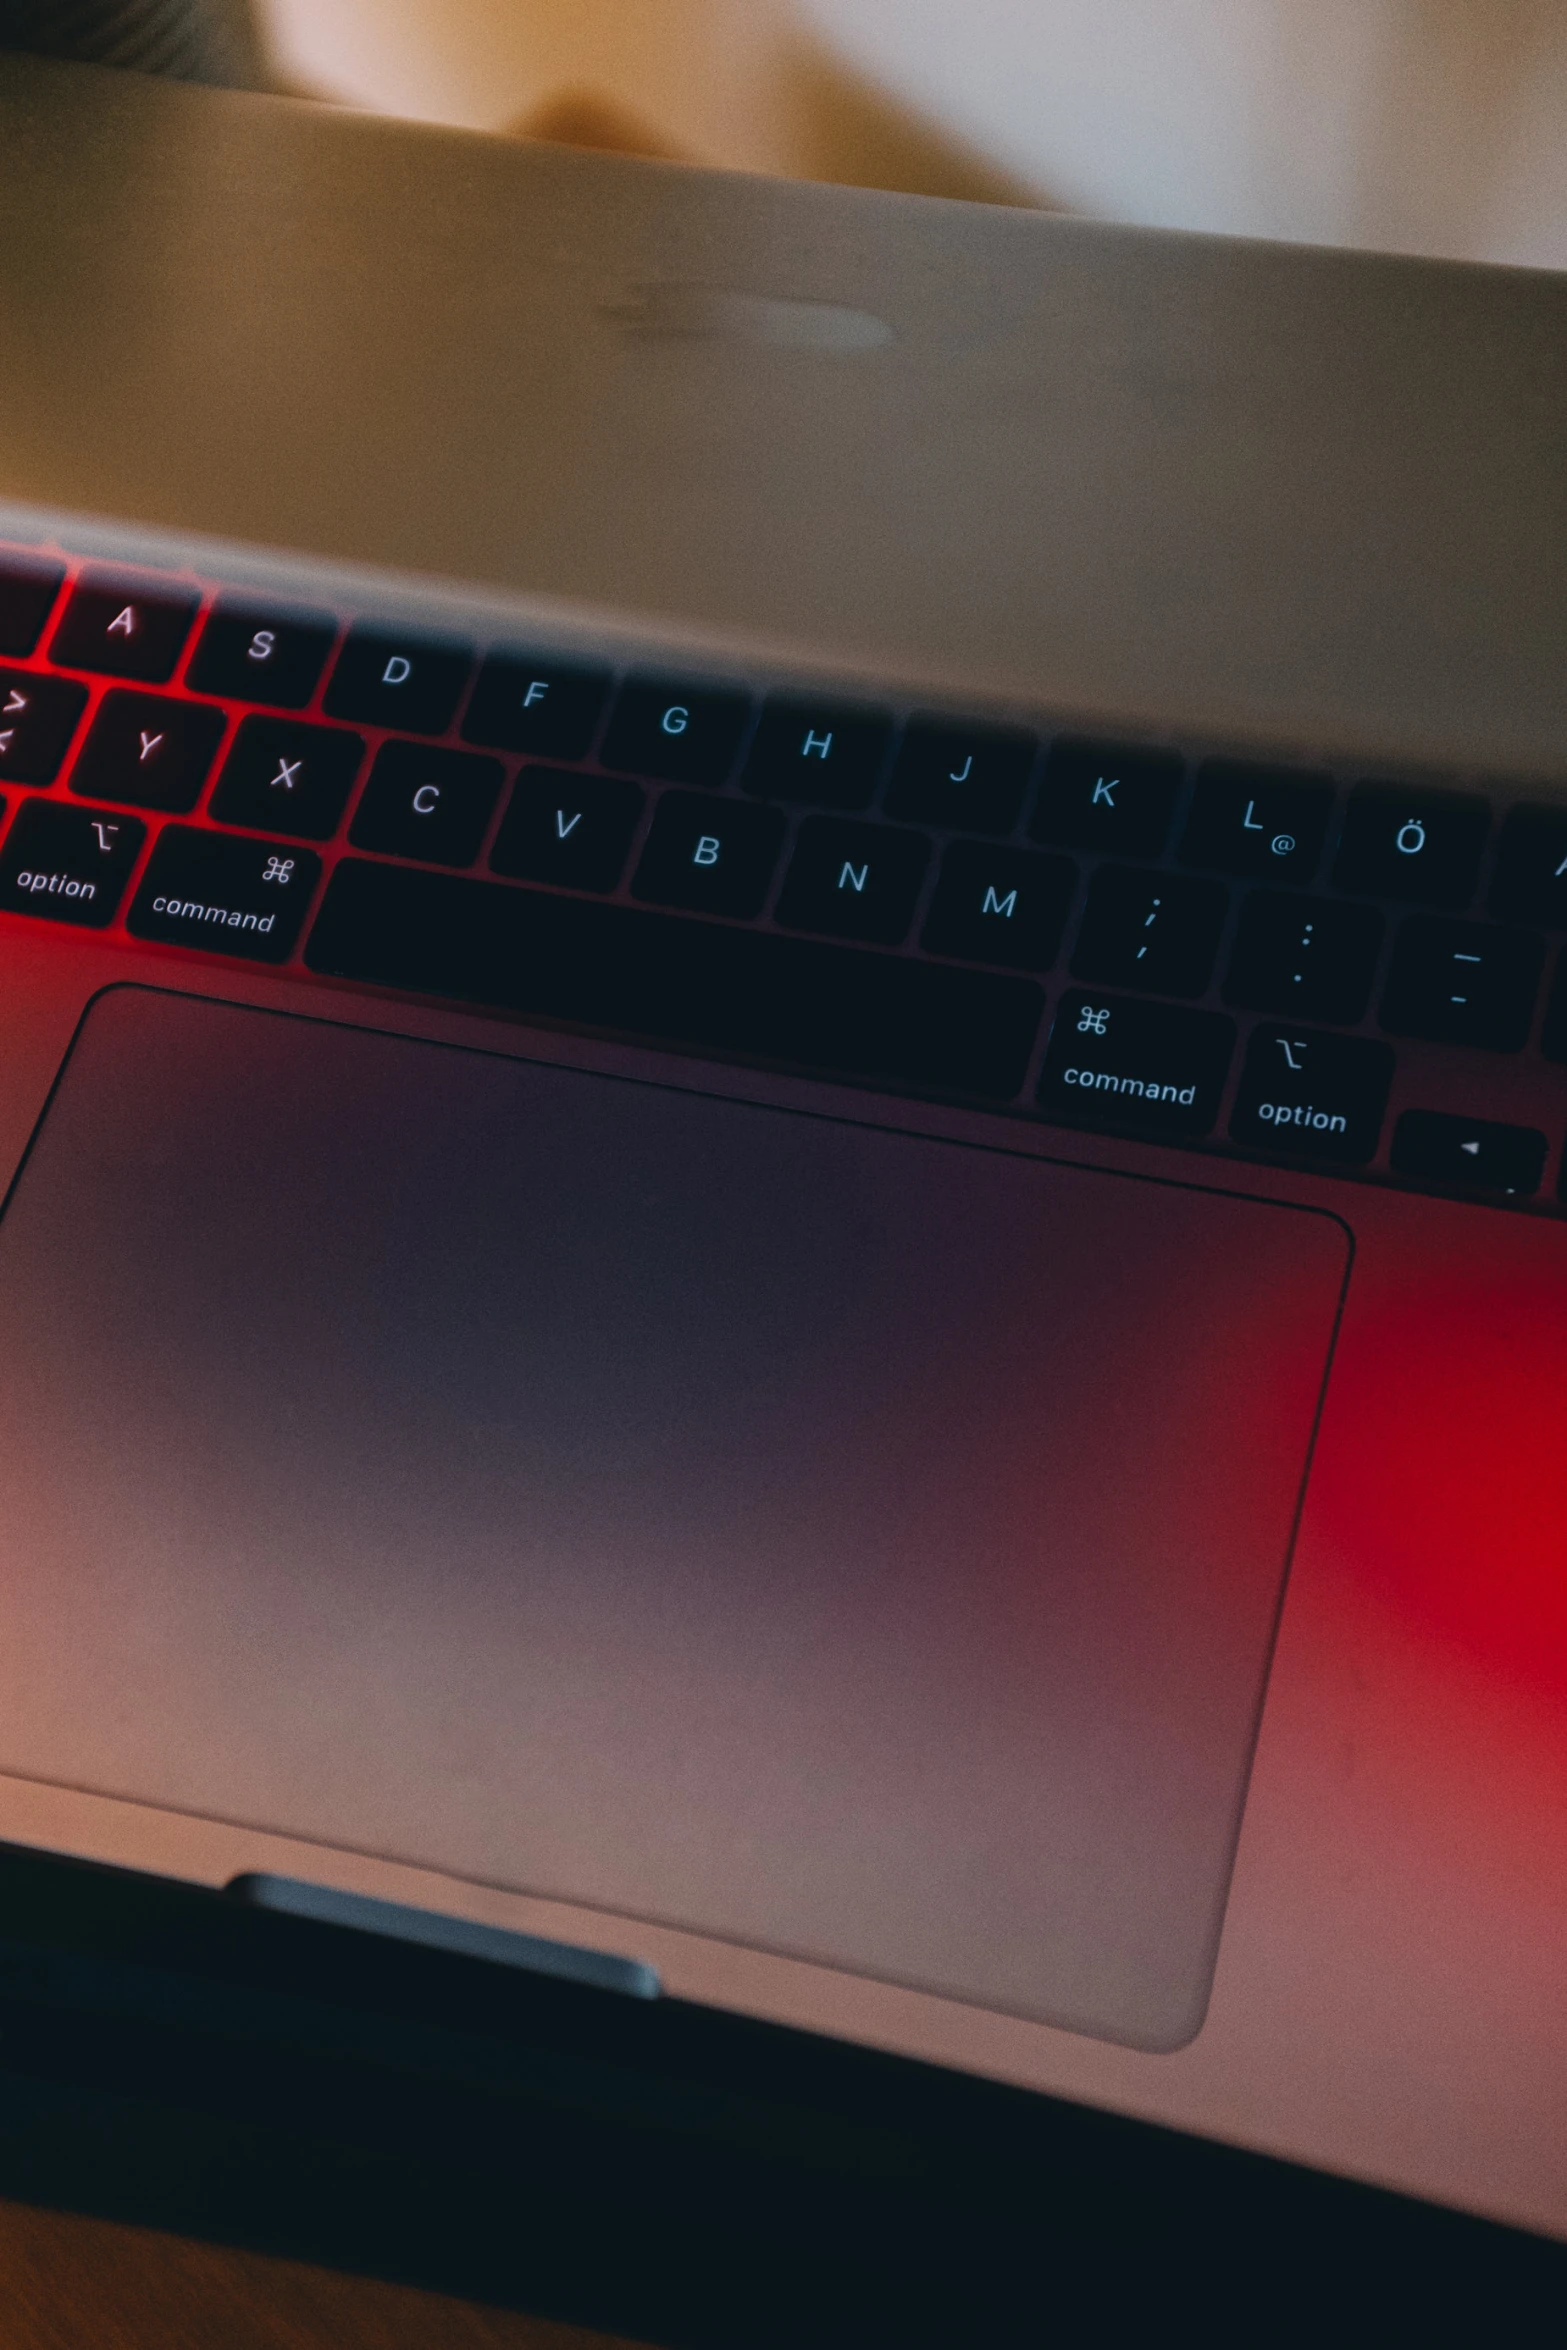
555,809 -> 582,838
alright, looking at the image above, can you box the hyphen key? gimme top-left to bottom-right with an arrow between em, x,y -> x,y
306,859 -> 1043,1098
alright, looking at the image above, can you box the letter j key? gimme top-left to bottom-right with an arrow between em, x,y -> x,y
885,716 -> 1036,834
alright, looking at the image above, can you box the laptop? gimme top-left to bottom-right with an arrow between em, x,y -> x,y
0,50 -> 1561,2246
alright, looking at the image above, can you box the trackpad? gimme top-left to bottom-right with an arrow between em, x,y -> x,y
0,990 -> 1347,2048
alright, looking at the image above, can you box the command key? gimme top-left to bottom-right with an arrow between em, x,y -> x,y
1039,992 -> 1234,1137
128,826 -> 321,962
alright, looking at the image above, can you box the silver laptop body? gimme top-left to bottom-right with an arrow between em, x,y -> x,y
0,53 -> 1561,2239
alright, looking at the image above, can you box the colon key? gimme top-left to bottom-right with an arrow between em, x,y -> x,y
1223,891 -> 1383,1024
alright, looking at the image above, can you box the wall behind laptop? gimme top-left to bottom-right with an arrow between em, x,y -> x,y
257,0 -> 1567,266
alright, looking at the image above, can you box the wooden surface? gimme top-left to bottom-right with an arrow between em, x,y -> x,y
0,2198 -> 650,2350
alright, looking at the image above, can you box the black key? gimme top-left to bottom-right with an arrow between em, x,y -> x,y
1332,783 -> 1490,908
631,791 -> 785,918
743,696 -> 892,811
1390,1110 -> 1547,1198
1490,804 -> 1567,930
461,650 -> 612,760
884,716 -> 1035,835
1380,917 -> 1542,1051
187,600 -> 336,708
209,716 -> 364,840
0,798 -> 145,926
601,677 -> 751,788
1229,1026 -> 1393,1164
0,550 -> 65,655
324,626 -> 474,735
128,828 -> 320,962
1038,992 -> 1234,1138
1544,949 -> 1567,1065
1069,865 -> 1227,996
349,741 -> 504,867
1030,738 -> 1182,859
48,569 -> 200,683
921,842 -> 1076,971
1179,760 -> 1333,884
306,858 -> 1043,1100
775,816 -> 930,944
490,768 -> 645,892
0,666 -> 87,781
1223,891 -> 1383,1024
69,690 -> 226,812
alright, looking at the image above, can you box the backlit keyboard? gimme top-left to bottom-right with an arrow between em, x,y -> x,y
3,542 -> 1566,1212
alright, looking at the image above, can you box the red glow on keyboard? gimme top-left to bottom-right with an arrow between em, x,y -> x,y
0,542 -> 472,969
1312,1266 -> 1567,1697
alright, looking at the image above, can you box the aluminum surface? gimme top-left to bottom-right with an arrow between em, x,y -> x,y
0,56 -> 1564,776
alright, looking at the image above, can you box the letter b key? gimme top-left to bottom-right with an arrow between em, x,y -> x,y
632,790 -> 784,917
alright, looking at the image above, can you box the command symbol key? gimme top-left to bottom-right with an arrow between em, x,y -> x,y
1038,991 -> 1235,1136
129,827 -> 321,961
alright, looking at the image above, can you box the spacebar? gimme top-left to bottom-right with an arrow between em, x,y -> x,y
305,859 -> 1043,1099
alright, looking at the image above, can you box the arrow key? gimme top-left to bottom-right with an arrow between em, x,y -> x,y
1390,1109 -> 1547,1197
